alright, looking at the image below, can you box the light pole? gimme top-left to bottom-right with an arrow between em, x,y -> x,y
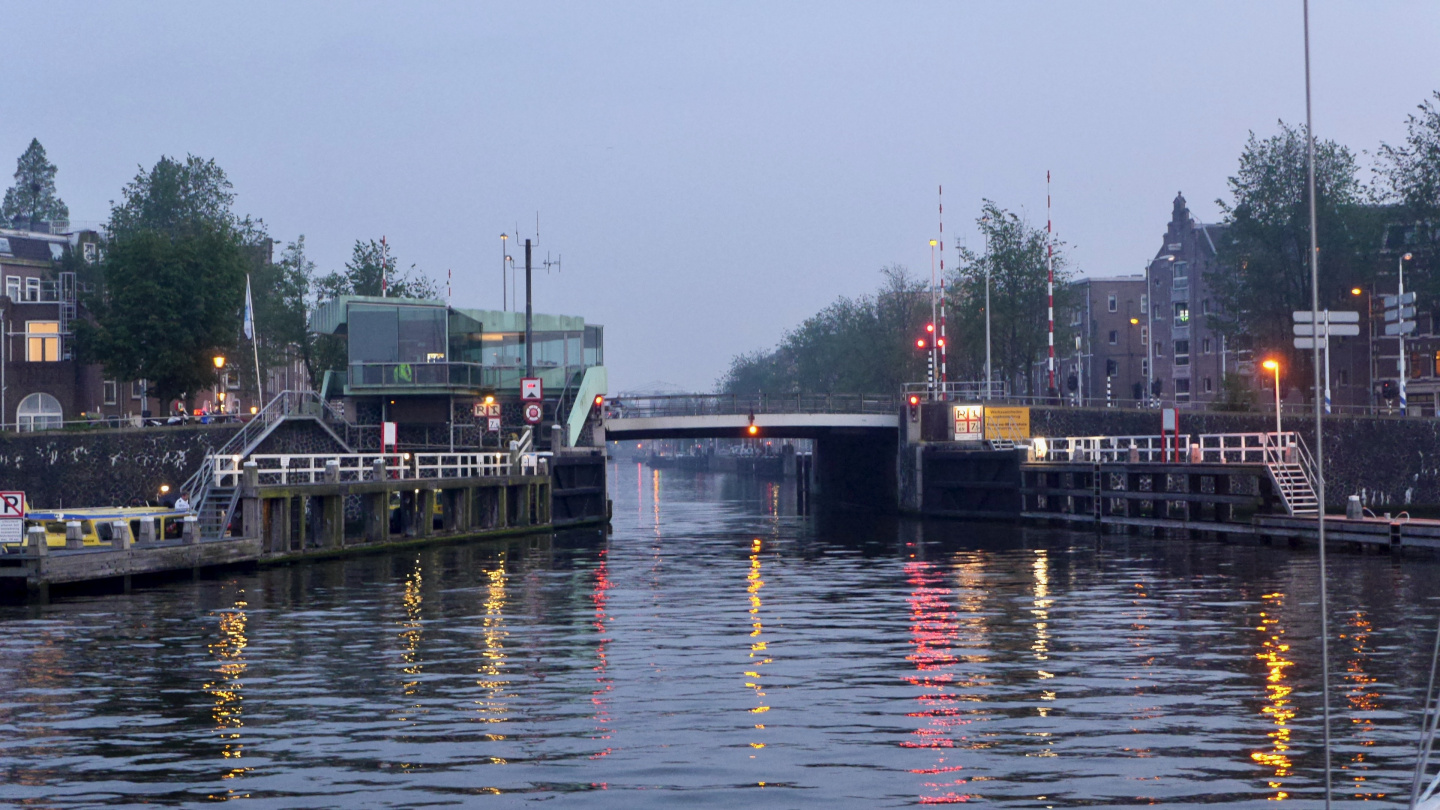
1351,285 -> 1372,411
1263,358 -> 1281,445
212,355 -> 226,418
500,234 -> 508,311
1398,252 -> 1412,415
982,215 -> 992,399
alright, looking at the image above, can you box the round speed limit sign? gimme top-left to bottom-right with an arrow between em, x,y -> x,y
523,402 -> 543,424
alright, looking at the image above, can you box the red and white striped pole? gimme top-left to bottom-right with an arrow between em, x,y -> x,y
939,185 -> 947,392
380,235 -> 388,298
1046,172 -> 1055,396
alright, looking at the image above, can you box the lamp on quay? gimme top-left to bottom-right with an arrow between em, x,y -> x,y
1262,359 -> 1281,446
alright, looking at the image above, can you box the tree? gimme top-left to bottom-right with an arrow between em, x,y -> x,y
948,201 -> 1075,396
78,155 -> 252,408
2,138 -> 68,224
1379,91 -> 1440,294
250,236 -> 317,388
716,265 -> 931,394
1208,122 -> 1383,376
316,238 -> 439,300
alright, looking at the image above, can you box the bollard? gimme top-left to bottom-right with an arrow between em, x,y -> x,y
325,459 -> 340,484
65,520 -> 83,549
1128,446 -> 1139,463
138,516 -> 157,544
371,458 -> 386,481
1189,443 -> 1201,464
1346,495 -> 1362,520
28,525 -> 47,557
243,460 -> 259,492
182,515 -> 199,545
113,521 -> 132,550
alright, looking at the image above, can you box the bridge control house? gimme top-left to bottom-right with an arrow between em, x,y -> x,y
310,295 -> 607,450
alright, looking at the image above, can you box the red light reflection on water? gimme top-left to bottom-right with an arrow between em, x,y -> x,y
903,559 -> 973,804
590,548 -> 614,759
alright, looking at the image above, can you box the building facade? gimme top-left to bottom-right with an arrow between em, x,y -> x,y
1067,274 -> 1148,404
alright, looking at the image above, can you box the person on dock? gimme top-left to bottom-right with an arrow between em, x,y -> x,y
174,492 -> 191,512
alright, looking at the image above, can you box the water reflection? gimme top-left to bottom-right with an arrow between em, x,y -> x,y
745,537 -> 771,754
591,548 -> 614,759
398,557 -> 424,714
903,555 -> 974,804
1252,590 -> 1295,800
204,587 -> 250,799
1342,610 -> 1383,801
475,560 -> 511,736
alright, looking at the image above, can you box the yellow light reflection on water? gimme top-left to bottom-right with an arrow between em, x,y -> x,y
475,561 -> 511,734
746,537 -> 771,752
591,549 -> 614,759
204,589 -> 250,799
1251,591 -> 1294,800
1341,610 -> 1384,801
397,557 -> 425,730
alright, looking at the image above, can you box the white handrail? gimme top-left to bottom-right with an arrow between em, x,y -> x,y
211,451 -> 550,487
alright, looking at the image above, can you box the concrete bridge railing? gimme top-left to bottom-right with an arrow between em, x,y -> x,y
606,393 -> 897,419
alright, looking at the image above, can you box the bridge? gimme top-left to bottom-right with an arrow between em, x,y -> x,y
601,393 -> 903,508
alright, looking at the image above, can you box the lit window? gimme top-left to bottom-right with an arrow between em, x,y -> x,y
16,392 -> 62,432
25,321 -> 60,362
1174,302 -> 1190,326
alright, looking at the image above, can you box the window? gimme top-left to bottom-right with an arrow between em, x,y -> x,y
16,392 -> 62,432
132,381 -> 146,400
1154,341 -> 1164,356
1108,330 -> 1118,345
1107,294 -> 1117,312
1070,308 -> 1082,326
1203,338 -> 1213,354
83,242 -> 97,263
1106,359 -> 1118,376
1140,294 -> 1148,315
1204,377 -> 1214,393
103,380 -> 118,405
1340,370 -> 1349,385
25,321 -> 60,362
0,237 -> 10,255
1174,302 -> 1190,327
24,277 -> 40,302
1141,359 -> 1149,376
1174,261 -> 1189,286
1175,378 -> 1191,394
4,276 -> 18,300
1140,325 -> 1148,343
1174,339 -> 1190,366
1202,299 -> 1211,315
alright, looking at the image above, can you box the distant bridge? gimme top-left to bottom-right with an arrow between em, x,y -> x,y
600,393 -> 900,440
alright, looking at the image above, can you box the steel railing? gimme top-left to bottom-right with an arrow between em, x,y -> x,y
211,451 -> 549,487
1035,431 -> 1312,465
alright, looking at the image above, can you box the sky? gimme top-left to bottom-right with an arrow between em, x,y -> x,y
4,2 -> 1439,393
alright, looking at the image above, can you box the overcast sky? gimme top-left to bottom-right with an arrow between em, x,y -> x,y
5,2 -> 1439,392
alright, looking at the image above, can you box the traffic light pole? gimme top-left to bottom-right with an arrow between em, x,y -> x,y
525,238 -> 533,380
1398,254 -> 1407,416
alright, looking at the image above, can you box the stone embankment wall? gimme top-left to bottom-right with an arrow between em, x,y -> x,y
1028,407 -> 1440,509
0,425 -> 240,509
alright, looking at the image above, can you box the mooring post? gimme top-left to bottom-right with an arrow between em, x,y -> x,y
371,458 -> 385,481
138,516 -> 156,545
182,515 -> 199,545
418,489 -> 436,537
113,521 -> 132,550
324,459 -> 340,484
27,525 -> 47,557
241,461 -> 260,540
65,520 -> 83,549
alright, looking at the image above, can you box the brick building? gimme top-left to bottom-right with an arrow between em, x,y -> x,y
1067,274 -> 1148,404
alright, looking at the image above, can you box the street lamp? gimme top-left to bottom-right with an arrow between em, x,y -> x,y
212,355 -> 226,418
1262,359 -> 1281,447
1352,285 -> 1374,410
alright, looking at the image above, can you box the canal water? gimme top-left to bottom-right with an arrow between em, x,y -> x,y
2,461 -> 1438,808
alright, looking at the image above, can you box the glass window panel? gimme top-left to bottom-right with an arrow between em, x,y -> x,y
397,306 -> 446,362
348,304 -> 399,364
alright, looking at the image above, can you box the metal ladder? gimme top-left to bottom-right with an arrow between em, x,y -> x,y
1266,462 -> 1319,515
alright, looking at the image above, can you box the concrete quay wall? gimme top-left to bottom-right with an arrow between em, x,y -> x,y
0,424 -> 241,509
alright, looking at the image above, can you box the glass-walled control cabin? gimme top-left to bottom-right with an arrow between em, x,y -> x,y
310,295 -> 604,396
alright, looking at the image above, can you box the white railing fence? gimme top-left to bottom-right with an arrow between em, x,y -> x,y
211,451 -> 550,487
1036,431 -> 1310,465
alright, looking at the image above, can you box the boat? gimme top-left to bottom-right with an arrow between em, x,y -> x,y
1,507 -> 190,551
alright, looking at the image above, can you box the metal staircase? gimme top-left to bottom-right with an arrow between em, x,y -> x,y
180,391 -> 353,539
1264,434 -> 1320,516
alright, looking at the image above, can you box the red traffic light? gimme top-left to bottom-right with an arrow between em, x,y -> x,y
915,338 -> 926,349
925,323 -> 935,333
747,424 -> 759,436
908,394 -> 920,406
594,395 -> 604,407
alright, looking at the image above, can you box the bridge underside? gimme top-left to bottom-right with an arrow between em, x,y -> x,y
603,413 -> 898,441
604,414 -> 899,511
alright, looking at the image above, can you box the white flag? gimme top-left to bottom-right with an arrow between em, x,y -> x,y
243,274 -> 255,340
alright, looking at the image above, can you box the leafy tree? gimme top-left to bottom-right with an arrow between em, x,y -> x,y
315,238 -> 439,300
717,265 -> 930,394
2,138 -> 68,224
249,236 -> 318,389
78,155 -> 252,408
948,201 -> 1076,396
1379,91 -> 1440,296
1207,122 -> 1383,373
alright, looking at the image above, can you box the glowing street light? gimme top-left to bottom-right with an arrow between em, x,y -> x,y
1262,359 -> 1282,447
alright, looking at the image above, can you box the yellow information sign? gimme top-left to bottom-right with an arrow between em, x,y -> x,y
983,406 -> 1030,441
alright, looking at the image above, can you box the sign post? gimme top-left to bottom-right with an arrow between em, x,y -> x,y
1293,310 -> 1359,414
0,491 -> 24,546
1161,407 -> 1178,462
951,404 -> 983,441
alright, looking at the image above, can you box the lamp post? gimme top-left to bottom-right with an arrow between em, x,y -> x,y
500,234 -> 508,312
982,215 -> 992,399
212,355 -> 226,418
1263,359 -> 1281,445
1351,285 -> 1372,411
1398,252 -> 1412,416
